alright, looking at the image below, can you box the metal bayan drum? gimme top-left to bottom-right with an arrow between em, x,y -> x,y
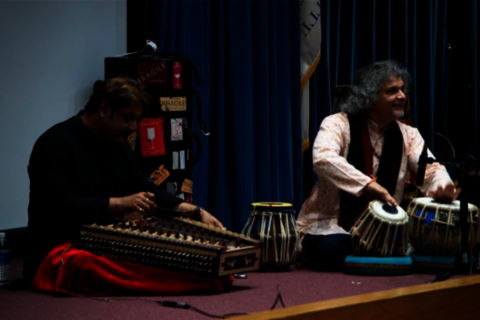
241,202 -> 299,270
407,197 -> 479,256
350,200 -> 410,257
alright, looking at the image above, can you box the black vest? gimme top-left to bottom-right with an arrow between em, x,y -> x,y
338,116 -> 403,231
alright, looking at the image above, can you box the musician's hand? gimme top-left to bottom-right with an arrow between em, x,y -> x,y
199,209 -> 224,229
365,181 -> 398,207
120,192 -> 157,214
430,181 -> 460,203
173,203 -> 224,229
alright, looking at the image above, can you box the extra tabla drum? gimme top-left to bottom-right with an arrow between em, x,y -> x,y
241,202 -> 298,270
350,200 -> 410,257
407,197 -> 479,256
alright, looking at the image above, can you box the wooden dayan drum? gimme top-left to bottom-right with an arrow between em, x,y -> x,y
407,197 -> 479,256
242,202 -> 299,270
350,200 -> 410,257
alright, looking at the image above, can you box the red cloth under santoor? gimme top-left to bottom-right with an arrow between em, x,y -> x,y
32,242 -> 233,296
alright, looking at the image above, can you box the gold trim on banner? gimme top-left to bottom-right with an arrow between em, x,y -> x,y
302,137 -> 310,152
301,52 -> 321,90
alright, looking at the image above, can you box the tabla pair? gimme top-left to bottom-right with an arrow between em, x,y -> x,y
350,198 -> 479,257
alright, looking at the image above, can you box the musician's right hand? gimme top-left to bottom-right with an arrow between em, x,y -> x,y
199,209 -> 224,229
365,181 -> 398,207
110,192 -> 156,215
429,181 -> 460,203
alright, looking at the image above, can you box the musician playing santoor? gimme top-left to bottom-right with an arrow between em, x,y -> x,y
23,77 -> 222,282
297,60 -> 460,270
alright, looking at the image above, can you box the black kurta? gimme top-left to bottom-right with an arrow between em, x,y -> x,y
23,111 -> 183,280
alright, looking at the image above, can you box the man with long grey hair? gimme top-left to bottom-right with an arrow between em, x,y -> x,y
297,60 -> 459,270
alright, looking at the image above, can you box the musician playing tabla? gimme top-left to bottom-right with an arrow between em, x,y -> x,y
297,60 -> 460,270
23,77 -> 222,282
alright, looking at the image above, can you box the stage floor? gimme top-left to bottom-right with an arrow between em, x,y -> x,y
0,257 -> 473,320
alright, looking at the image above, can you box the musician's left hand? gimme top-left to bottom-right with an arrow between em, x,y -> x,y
430,181 -> 461,203
199,209 -> 224,229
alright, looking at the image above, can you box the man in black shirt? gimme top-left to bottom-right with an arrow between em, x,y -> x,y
24,77 -> 222,281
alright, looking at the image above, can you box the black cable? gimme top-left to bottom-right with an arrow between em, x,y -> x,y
190,305 -> 247,319
88,297 -> 155,303
430,133 -> 456,159
83,284 -> 286,318
156,300 -> 249,319
453,153 -> 476,163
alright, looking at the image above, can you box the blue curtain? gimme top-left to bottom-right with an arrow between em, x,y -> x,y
154,0 -> 302,232
309,0 -> 478,184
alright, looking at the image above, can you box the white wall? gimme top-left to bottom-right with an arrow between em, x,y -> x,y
0,0 -> 127,230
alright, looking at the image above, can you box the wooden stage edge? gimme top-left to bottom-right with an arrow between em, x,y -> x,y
231,274 -> 480,320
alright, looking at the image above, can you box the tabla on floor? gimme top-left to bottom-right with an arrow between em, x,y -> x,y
241,202 -> 299,270
350,200 -> 409,257
407,197 -> 479,256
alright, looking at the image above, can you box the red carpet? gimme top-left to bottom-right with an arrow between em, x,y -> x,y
0,257 -> 470,320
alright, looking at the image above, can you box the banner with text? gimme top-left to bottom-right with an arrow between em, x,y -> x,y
300,0 -> 321,151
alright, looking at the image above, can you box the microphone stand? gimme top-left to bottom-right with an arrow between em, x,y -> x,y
424,155 -> 479,281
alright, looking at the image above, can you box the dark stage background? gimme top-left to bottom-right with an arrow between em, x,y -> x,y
127,0 -> 479,232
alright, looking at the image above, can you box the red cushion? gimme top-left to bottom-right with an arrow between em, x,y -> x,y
32,242 -> 233,296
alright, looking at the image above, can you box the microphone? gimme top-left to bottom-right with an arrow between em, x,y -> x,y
415,142 -> 428,187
